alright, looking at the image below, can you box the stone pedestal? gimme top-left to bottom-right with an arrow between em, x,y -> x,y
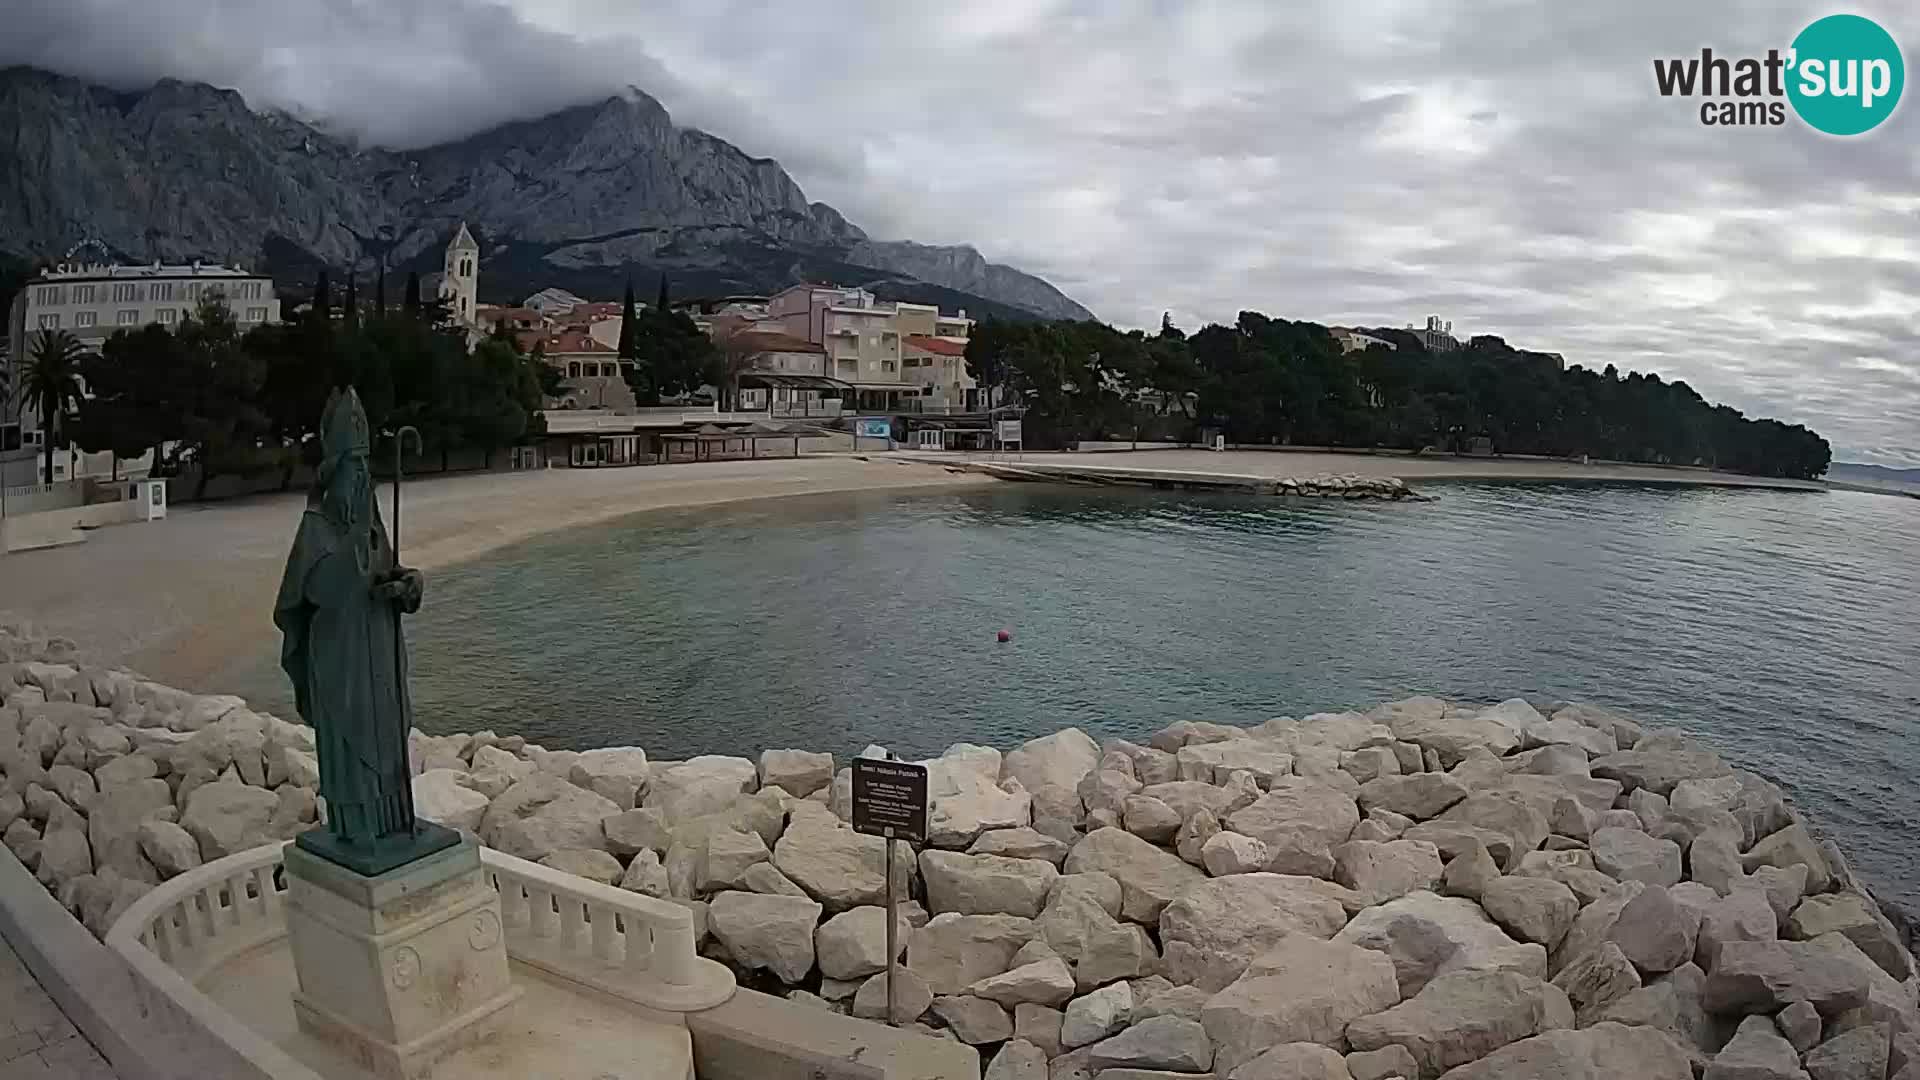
284,834 -> 521,1079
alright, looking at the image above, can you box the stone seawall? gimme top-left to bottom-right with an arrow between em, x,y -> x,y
1,616 -> 1916,1080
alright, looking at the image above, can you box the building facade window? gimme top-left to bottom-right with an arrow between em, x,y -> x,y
118,310 -> 139,325
36,313 -> 59,329
112,283 -> 140,302
568,362 -> 582,378
882,360 -> 896,373
74,311 -> 96,328
35,286 -> 62,305
245,306 -> 268,322
157,309 -> 177,324
72,284 -> 95,304
151,282 -> 173,302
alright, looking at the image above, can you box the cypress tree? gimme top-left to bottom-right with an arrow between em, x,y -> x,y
617,277 -> 638,360
374,265 -> 387,318
313,269 -> 332,324
403,271 -> 422,314
342,273 -> 358,331
656,273 -> 669,313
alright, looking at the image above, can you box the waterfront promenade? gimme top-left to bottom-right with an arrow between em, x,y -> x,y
0,935 -> 111,1080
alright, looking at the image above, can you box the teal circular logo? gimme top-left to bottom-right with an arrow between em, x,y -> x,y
1787,14 -> 1904,135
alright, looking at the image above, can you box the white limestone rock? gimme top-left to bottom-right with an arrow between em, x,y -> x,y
1331,890 -> 1547,997
1437,1021 -> 1694,1080
909,912 -> 1038,996
1038,882 -> 1160,991
1788,892 -> 1913,981
179,780 -> 278,861
568,747 -> 651,808
739,861 -> 807,896
758,748 -> 835,798
1122,796 -> 1183,844
1015,1005 -> 1066,1057
85,777 -> 173,882
1549,941 -> 1640,1020
852,968 -> 934,1022
1745,823 -> 1833,896
602,807 -> 674,857
135,819 -> 201,879
539,848 -> 623,885
1590,747 -> 1731,797
987,1039 -> 1050,1080
1803,1023 -> 1891,1080
1344,969 -> 1574,1079
971,956 -> 1079,1007
1589,827 -> 1682,887
933,994 -> 1014,1044
1065,828 -> 1208,924
973,827 -> 1073,866
1160,873 -> 1354,991
1435,791 -> 1550,866
412,768 -> 489,834
1606,884 -> 1700,975
920,744 -> 1032,848
34,805 -> 92,888
1062,981 -> 1135,1049
1227,778 -> 1360,859
479,774 -> 619,861
1704,938 -> 1873,1017
1331,839 -> 1443,907
1176,741 -> 1294,788
1199,934 -> 1400,1070
697,827 -> 772,892
1085,1015 -> 1213,1072
1439,842 -> 1502,902
1175,809 -> 1223,868
619,849 -> 670,898
1003,728 -> 1101,825
1344,1044 -> 1417,1080
772,803 -> 912,910
1201,832 -> 1270,877
1480,876 -> 1579,950
1229,1042 -> 1354,1080
814,905 -> 908,980
1355,773 -> 1469,822
1704,1014 -> 1810,1080
708,890 -> 822,984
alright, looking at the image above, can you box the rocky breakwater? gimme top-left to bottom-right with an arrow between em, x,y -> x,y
1,628 -> 1916,1079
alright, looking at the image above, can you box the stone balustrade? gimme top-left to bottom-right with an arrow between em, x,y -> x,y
483,847 -> 735,1012
99,839 -> 735,1080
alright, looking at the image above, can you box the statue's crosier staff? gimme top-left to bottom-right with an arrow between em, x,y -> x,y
390,425 -> 423,827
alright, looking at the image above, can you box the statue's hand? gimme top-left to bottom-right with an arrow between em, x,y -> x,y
374,568 -> 425,613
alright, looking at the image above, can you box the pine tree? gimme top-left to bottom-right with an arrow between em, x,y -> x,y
617,278 -> 638,360
404,271 -> 422,314
656,273 -> 670,313
313,269 -> 332,323
375,265 -> 388,318
342,273 -> 358,331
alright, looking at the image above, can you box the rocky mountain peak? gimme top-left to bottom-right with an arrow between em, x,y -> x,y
0,64 -> 1094,321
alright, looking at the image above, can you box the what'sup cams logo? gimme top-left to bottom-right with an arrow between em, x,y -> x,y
1654,14 -> 1904,134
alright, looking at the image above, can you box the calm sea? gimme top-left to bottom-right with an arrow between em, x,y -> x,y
234,481 -> 1920,911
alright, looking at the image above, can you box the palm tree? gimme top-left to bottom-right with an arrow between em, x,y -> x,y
22,329 -> 86,484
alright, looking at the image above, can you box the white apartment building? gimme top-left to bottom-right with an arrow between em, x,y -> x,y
4,261 -> 282,482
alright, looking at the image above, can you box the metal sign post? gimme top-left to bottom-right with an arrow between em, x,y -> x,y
851,755 -> 929,1027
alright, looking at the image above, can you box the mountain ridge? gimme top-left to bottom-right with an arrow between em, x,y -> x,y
0,65 -> 1094,321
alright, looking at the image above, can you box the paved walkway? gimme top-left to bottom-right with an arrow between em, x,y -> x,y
0,935 -> 112,1080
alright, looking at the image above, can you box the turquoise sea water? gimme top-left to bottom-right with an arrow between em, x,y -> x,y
235,481 -> 1920,911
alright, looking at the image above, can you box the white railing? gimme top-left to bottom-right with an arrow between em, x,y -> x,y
482,848 -> 734,1012
107,842 -> 735,1038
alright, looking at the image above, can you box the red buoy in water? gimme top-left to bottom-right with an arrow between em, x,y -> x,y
997,629 -> 1012,643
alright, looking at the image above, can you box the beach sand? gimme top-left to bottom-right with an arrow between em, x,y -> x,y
0,455 -> 988,690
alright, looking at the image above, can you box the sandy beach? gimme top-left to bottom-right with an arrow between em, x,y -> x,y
0,455 -> 989,690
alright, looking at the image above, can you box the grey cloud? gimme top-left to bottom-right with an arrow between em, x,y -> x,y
4,0 -> 1917,463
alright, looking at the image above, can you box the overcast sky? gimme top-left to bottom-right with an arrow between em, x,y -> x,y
9,1 -> 1918,464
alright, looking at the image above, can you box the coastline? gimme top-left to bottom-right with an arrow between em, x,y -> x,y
0,447 -> 1857,694
920,448 -> 1831,491
0,455 -> 989,691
